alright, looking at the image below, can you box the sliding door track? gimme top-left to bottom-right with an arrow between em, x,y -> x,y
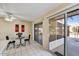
54,51 -> 63,56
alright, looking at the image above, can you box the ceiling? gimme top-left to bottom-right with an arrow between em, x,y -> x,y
0,3 -> 62,21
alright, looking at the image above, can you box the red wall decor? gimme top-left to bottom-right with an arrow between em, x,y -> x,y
15,24 -> 19,32
21,25 -> 25,32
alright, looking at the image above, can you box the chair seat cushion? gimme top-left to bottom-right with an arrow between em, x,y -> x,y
12,41 -> 15,43
24,39 -> 29,41
9,41 -> 15,44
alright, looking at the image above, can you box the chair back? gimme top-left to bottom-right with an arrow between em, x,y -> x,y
28,35 -> 31,40
6,36 -> 9,40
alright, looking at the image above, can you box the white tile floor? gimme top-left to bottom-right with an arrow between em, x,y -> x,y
3,41 -> 53,56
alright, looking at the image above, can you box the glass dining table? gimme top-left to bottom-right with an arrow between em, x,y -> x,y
16,36 -> 25,47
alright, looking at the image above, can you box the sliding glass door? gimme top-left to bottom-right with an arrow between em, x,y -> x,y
34,23 -> 43,45
49,9 -> 79,56
56,18 -> 64,55
49,15 -> 65,56
67,9 -> 79,56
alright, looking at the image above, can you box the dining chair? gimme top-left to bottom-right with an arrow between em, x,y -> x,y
24,35 -> 31,45
6,36 -> 15,49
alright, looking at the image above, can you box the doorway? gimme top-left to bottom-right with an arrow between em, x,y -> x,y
34,23 -> 43,45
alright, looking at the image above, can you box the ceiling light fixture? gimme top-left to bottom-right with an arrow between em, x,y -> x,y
5,17 -> 13,21
5,12 -> 16,22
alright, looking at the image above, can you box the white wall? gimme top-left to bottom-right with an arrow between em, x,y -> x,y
0,17 -> 32,40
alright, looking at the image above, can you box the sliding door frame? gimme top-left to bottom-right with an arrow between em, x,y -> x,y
64,13 -> 67,56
